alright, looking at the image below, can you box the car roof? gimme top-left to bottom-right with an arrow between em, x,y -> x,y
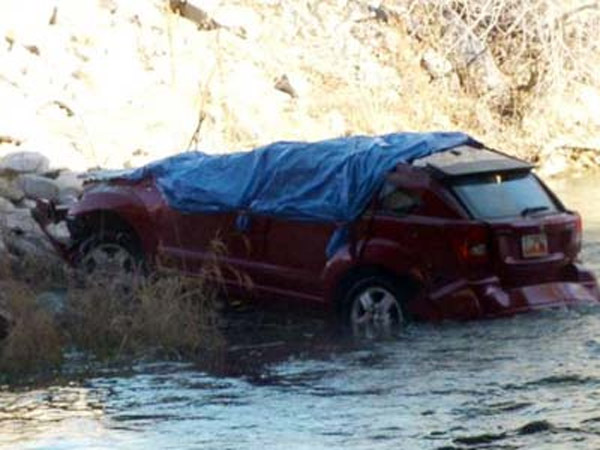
412,145 -> 533,177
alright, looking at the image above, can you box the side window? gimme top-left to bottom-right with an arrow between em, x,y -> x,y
379,183 -> 420,215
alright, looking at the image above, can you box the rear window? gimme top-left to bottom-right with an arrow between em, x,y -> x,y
451,172 -> 560,219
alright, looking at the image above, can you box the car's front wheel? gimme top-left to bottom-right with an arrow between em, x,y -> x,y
75,231 -> 144,289
344,275 -> 408,338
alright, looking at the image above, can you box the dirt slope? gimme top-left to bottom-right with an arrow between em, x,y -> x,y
0,0 -> 599,173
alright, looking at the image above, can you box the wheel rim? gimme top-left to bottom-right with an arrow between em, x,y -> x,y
350,286 -> 404,337
82,243 -> 135,275
80,243 -> 139,291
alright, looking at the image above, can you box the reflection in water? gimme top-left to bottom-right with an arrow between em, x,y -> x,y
1,175 -> 600,450
548,176 -> 600,276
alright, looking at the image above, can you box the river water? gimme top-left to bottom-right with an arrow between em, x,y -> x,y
2,175 -> 600,450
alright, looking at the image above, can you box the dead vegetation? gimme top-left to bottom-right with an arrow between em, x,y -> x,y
0,281 -> 63,374
0,249 -> 226,377
406,0 -> 599,102
67,271 -> 224,361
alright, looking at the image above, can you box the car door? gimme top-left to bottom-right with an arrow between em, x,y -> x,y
259,218 -> 337,303
154,206 -> 268,288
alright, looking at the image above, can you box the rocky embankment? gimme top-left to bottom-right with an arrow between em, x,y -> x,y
0,151 -> 81,337
0,151 -> 81,259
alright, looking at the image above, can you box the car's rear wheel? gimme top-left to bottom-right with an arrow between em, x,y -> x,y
343,275 -> 408,338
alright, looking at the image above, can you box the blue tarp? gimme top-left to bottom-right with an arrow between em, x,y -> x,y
100,131 -> 477,255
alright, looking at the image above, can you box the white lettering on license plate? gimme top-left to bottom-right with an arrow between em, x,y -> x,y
522,233 -> 548,258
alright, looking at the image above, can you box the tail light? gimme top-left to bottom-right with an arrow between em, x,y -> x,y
452,225 -> 490,267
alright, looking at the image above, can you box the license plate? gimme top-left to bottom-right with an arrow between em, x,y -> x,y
522,233 -> 548,258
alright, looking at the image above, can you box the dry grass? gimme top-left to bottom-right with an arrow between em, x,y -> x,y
404,0 -> 600,91
0,281 -> 63,374
67,270 -> 224,360
0,244 -> 227,376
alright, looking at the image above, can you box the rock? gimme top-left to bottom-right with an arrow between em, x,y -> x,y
170,0 -> 221,31
0,152 -> 50,175
0,177 -> 25,202
4,231 -> 55,259
19,199 -> 37,210
421,49 -> 453,79
36,290 -> 67,318
0,206 -> 58,261
0,235 -> 7,255
274,74 -> 297,98
0,197 -> 16,213
17,174 -> 60,201
1,208 -> 40,235
46,222 -> 70,245
54,171 -> 83,204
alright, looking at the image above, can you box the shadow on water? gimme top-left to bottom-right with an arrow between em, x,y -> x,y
1,176 -> 600,450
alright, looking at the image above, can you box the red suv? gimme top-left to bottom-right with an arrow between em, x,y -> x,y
34,134 -> 600,334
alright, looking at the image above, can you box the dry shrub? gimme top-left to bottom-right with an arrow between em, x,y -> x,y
0,249 -> 68,291
405,0 -> 600,95
0,281 -> 63,374
67,270 -> 224,360
0,238 -> 229,374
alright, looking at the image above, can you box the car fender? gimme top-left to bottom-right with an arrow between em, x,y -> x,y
69,185 -> 158,256
322,237 -> 425,305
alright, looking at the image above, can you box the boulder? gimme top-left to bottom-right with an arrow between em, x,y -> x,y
421,48 -> 453,79
0,197 -> 16,213
0,151 -> 50,175
4,231 -> 55,259
0,206 -> 57,262
0,177 -> 25,202
0,234 -> 7,255
54,171 -> 83,204
36,290 -> 67,318
1,207 -> 41,236
46,222 -> 70,245
18,174 -> 60,201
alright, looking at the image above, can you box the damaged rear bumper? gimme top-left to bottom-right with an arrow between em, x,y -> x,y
424,266 -> 600,320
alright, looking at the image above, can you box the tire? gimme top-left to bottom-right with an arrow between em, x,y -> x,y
75,231 -> 144,289
343,275 -> 408,338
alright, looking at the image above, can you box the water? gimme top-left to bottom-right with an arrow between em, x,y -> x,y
2,175 -> 600,450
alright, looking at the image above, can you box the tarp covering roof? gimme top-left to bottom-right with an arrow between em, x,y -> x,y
97,131 -> 477,255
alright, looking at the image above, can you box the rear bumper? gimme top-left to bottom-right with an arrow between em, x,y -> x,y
480,280 -> 599,317
423,266 -> 600,320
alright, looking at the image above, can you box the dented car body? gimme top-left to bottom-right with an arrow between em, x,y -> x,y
33,137 -> 600,332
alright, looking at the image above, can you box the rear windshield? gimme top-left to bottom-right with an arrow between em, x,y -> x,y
451,172 -> 560,219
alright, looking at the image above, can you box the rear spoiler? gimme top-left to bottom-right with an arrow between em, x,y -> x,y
416,146 -> 534,179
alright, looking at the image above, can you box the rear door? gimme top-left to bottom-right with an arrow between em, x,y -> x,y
258,219 -> 336,304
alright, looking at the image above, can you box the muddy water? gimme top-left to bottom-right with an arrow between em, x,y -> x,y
2,176 -> 600,450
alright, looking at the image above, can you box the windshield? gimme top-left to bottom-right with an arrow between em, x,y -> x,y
452,172 -> 560,219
